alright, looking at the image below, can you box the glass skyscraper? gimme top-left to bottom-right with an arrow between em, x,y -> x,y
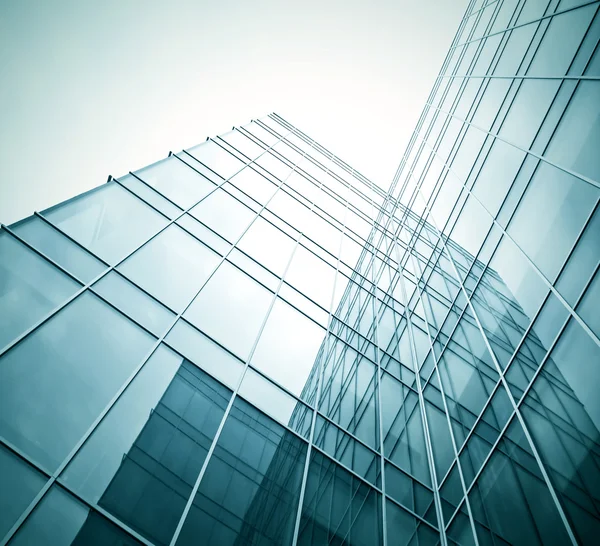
1,0 -> 599,544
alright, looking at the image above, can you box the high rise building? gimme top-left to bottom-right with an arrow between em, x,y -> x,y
1,0 -> 599,545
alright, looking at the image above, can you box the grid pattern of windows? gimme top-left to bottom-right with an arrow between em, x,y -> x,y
1,0 -> 599,544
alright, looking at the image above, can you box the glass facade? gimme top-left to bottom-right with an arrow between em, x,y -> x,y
1,1 -> 599,544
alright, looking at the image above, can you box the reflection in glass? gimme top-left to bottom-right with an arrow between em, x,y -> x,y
176,397 -> 307,546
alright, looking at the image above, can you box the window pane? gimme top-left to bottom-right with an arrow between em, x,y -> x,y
251,299 -> 326,398
12,215 -> 106,283
135,156 -> 216,209
190,188 -> 256,244
119,224 -> 221,312
62,345 -> 232,546
285,244 -> 337,310
92,271 -> 175,336
117,173 -> 183,219
220,129 -> 265,161
186,140 -> 245,180
0,292 -> 154,471
507,162 -> 598,282
0,444 -> 47,539
44,182 -> 168,264
228,166 -> 278,205
10,485 -> 142,546
298,449 -> 383,545
239,368 -> 313,438
544,81 -> 600,182
176,397 -> 307,546
165,319 -> 245,390
0,231 -> 80,349
184,261 -> 274,360
237,216 -> 296,277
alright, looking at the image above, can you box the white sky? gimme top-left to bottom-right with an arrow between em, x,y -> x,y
0,0 -> 466,225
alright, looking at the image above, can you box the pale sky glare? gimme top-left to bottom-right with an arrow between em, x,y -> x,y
0,0 -> 466,225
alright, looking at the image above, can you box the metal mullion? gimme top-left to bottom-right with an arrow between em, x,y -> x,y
412,189 -> 579,546
111,177 -> 174,221
1,225 -> 86,287
394,254 -> 448,546
443,73 -> 600,80
451,0 -> 600,52
409,249 -> 490,545
0,129 -> 296,546
125,171 -> 186,212
169,139 -> 325,546
290,148 -> 349,546
30,211 -> 110,267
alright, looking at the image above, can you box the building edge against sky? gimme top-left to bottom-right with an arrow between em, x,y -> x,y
1,0 -> 599,546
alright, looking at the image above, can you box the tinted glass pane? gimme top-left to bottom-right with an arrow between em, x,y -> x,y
184,261 -> 274,360
45,182 -> 168,264
0,292 -> 154,471
165,320 -> 245,390
118,173 -> 183,219
10,486 -> 142,546
135,156 -> 216,209
119,224 -> 221,312
237,216 -> 296,277
298,449 -> 383,545
228,167 -> 278,205
507,162 -> 598,282
12,215 -> 106,283
62,345 -> 231,545
92,271 -> 175,336
0,444 -> 47,539
190,188 -> 256,244
251,299 -> 326,398
0,232 -> 80,349
176,398 -> 307,546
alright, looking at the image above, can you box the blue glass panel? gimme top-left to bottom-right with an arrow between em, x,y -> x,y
0,231 -> 80,349
44,182 -> 168,264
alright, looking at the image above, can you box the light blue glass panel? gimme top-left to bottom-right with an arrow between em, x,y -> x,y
165,319 -> 244,390
499,79 -> 561,150
118,224 -> 221,312
12,215 -> 106,282
92,271 -> 175,336
544,81 -> 600,182
251,299 -> 326,398
228,166 -> 278,205
190,188 -> 256,244
44,182 -> 168,264
117,173 -> 182,219
184,261 -> 274,360
239,367 -> 312,438
527,4 -> 596,76
0,291 -> 154,472
186,140 -> 245,180
284,243 -> 337,310
237,216 -> 296,276
135,156 -> 216,209
507,162 -> 598,282
0,231 -> 80,349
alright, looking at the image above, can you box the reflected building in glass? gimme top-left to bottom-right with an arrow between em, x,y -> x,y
1,0 -> 599,544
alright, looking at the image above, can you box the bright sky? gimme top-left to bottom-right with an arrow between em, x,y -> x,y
0,0 -> 466,225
